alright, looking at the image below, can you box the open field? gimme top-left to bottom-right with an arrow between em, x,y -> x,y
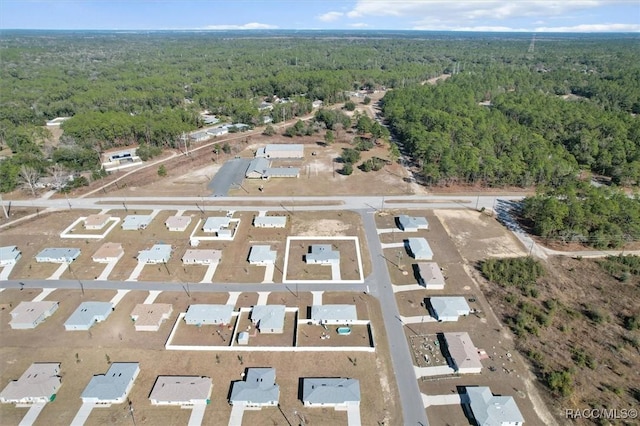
0,290 -> 401,426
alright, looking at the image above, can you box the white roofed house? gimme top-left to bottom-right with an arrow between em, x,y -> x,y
305,245 -> 340,265
248,245 -> 276,266
184,304 -> 234,326
417,262 -> 445,289
255,144 -> 304,159
190,131 -> 210,143
64,301 -> 113,331
0,363 -> 61,405
251,305 -> 286,334
253,215 -> 287,228
165,216 -> 192,232
429,297 -> 471,322
465,386 -> 524,426
406,238 -> 433,260
229,368 -> 279,408
35,248 -> 81,263
310,305 -> 357,325
301,378 -> 360,408
182,249 -> 222,265
202,217 -> 231,235
121,214 -> 152,230
149,376 -> 212,406
443,332 -> 483,374
0,245 -> 21,266
396,215 -> 429,232
9,301 -> 59,329
81,363 -> 140,405
137,244 -> 172,264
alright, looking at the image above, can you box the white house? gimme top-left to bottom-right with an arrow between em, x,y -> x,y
182,249 -> 222,265
253,216 -> 287,228
0,245 -> 21,266
202,217 -> 231,235
302,378 -> 360,408
81,363 -> 140,404
92,243 -> 124,263
9,301 -> 59,329
466,386 -> 524,426
131,304 -> 173,331
149,376 -> 212,406
137,244 -> 172,264
443,332 -> 483,374
248,245 -> 276,266
251,305 -> 286,334
0,363 -> 61,405
305,245 -> 340,265
121,215 -> 152,230
397,215 -> 429,232
184,304 -> 234,326
64,302 -> 113,331
229,368 -> 279,408
417,262 -> 445,290
35,248 -> 81,263
310,305 -> 357,325
430,297 -> 471,322
165,216 -> 192,232
406,238 -> 433,260
255,144 -> 304,159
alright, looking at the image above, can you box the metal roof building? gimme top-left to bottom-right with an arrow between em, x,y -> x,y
229,368 -> 279,407
64,301 -> 113,331
255,144 -> 304,159
0,363 -> 61,405
430,297 -> 471,322
305,245 -> 340,265
131,304 -> 173,331
302,378 -> 360,407
9,301 -> 59,329
149,376 -> 212,406
248,245 -> 276,265
121,215 -> 153,230
310,305 -> 357,325
81,363 -> 140,404
443,332 -> 483,374
184,304 -> 234,325
0,245 -> 21,266
466,386 -> 524,426
406,238 -> 433,260
137,244 -> 172,264
397,215 -> 429,232
35,248 -> 81,263
253,216 -> 287,228
417,262 -> 445,289
251,305 -> 286,334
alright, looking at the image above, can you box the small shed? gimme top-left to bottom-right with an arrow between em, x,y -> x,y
237,331 -> 249,345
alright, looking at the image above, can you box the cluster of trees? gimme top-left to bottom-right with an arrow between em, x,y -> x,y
521,182 -> 640,248
480,257 -> 544,297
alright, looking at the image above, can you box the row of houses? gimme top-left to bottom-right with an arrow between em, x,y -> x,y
0,362 -> 359,410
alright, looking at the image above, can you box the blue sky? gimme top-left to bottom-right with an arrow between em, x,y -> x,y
1,0 -> 639,32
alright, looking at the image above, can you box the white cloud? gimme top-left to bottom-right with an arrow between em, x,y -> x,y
318,11 -> 344,22
413,25 -> 529,32
535,23 -> 640,32
203,22 -> 278,30
350,22 -> 370,28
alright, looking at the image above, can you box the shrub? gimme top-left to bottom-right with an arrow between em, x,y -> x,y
157,165 -> 167,177
545,369 -> 574,397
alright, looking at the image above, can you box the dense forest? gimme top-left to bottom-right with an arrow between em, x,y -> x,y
1,30 -> 639,196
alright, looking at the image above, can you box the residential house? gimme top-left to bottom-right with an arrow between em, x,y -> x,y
301,378 -> 360,408
305,245 -> 340,265
443,332 -> 483,374
9,301 -> 59,329
190,131 -> 210,143
81,363 -> 140,404
206,126 -> 228,137
64,302 -> 113,331
229,368 -> 279,407
84,214 -> 111,230
253,216 -> 287,228
92,243 -> 124,263
429,297 -> 471,322
165,216 -> 192,232
406,238 -> 433,260
465,386 -> 524,426
182,249 -> 222,265
245,158 -> 270,179
0,245 -> 21,266
137,244 -> 172,264
0,363 -> 61,404
184,304 -> 234,326
255,144 -> 304,159
310,305 -> 357,325
131,304 -> 173,331
35,248 -> 81,263
397,215 -> 429,232
121,215 -> 153,230
202,217 -> 231,235
251,305 -> 286,334
149,376 -> 212,406
248,245 -> 276,266
417,262 -> 445,289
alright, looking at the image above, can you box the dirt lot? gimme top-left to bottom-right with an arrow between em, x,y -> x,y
0,290 -> 401,426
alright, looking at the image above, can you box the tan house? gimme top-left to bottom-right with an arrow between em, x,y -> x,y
84,214 -> 111,230
131,304 -> 173,331
92,243 -> 124,263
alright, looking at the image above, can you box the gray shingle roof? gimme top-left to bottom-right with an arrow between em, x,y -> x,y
430,297 -> 470,320
302,378 -> 360,404
35,247 -> 81,263
251,305 -> 286,331
466,386 -> 524,426
230,368 -> 279,405
184,304 -> 234,325
248,245 -> 276,264
407,238 -> 433,260
81,363 -> 139,401
0,363 -> 61,402
64,302 -> 113,328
